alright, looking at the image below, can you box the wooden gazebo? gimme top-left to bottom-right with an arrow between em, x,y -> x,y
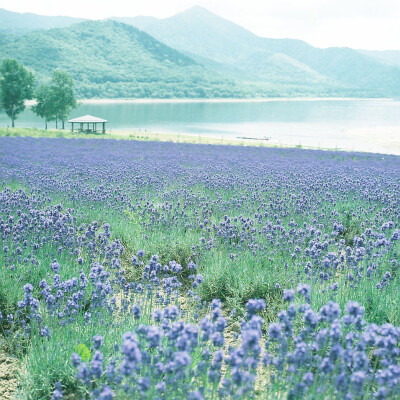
68,115 -> 108,134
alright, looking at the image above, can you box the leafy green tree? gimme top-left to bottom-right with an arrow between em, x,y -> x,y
50,70 -> 77,129
0,59 -> 35,127
31,84 -> 56,129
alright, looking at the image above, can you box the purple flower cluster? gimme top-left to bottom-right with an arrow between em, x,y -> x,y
2,137 -> 400,399
263,293 -> 400,398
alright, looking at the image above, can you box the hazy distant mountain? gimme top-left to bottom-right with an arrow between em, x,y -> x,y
259,40 -> 400,96
0,8 -> 86,35
0,20 -> 253,99
358,50 -> 400,66
125,6 -> 265,65
111,7 -> 342,89
1,6 -> 398,98
121,6 -> 400,97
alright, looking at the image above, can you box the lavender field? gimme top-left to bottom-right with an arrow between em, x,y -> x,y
1,136 -> 400,399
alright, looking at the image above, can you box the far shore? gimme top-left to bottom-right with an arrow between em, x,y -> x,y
24,97 -> 397,106
78,97 -> 394,104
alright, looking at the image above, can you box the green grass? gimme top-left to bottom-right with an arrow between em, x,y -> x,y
1,134 -> 400,399
2,169 -> 397,325
0,126 -> 346,151
18,178 -> 399,324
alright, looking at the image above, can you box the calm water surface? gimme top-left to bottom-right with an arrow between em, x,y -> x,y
1,99 -> 400,151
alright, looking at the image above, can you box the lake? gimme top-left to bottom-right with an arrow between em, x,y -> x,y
1,98 -> 400,154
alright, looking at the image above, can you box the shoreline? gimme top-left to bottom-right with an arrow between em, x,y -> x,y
25,97 -> 397,106
1,126 -> 400,157
110,126 -> 400,156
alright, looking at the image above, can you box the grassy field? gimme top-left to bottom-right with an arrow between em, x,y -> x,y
0,126 -> 341,151
1,135 -> 400,399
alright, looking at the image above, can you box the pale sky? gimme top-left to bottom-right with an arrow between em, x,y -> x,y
1,0 -> 399,50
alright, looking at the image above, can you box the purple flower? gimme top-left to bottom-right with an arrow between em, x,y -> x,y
283,289 -> 295,302
131,304 -> 141,320
92,335 -> 104,350
346,301 -> 365,318
146,326 -> 163,348
319,301 -> 341,322
246,299 -> 266,315
153,309 -> 162,322
302,372 -> 314,387
95,385 -> 114,400
40,326 -> 51,338
90,351 -> 103,378
51,382 -> 63,400
72,353 -> 81,368
120,332 -> 142,375
297,283 -> 311,301
268,323 -> 282,341
188,391 -> 204,400
77,362 -> 91,385
50,260 -> 60,273
24,283 -> 33,293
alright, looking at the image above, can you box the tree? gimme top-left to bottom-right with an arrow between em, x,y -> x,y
51,70 -> 77,129
0,59 -> 35,127
31,84 -> 56,129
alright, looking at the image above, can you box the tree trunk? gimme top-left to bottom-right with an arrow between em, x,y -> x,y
56,117 -> 58,129
45,120 -> 48,130
11,118 -> 15,128
62,120 -> 65,130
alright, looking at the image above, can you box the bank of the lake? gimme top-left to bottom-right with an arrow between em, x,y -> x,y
0,127 -> 301,149
2,125 -> 400,156
2,98 -> 400,154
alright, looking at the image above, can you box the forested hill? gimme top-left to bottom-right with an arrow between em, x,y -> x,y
118,6 -> 400,97
0,20 -> 253,99
1,11 -> 399,98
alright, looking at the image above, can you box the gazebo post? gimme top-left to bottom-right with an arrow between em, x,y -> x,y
71,122 -> 74,132
102,122 -> 105,133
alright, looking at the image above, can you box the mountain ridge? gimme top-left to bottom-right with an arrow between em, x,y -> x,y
0,8 -> 86,35
119,6 -> 400,97
0,7 -> 399,98
0,19 -> 255,99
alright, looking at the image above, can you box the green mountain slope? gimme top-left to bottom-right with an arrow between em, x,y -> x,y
123,6 -> 400,97
358,50 -> 400,66
0,8 -> 86,35
260,40 -> 400,96
0,20 -> 251,99
113,8 -> 346,92
1,7 -> 397,98
128,6 -> 263,65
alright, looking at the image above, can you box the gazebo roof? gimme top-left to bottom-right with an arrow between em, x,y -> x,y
68,115 -> 108,123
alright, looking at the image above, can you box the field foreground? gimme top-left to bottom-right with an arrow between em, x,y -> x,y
1,136 -> 400,399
